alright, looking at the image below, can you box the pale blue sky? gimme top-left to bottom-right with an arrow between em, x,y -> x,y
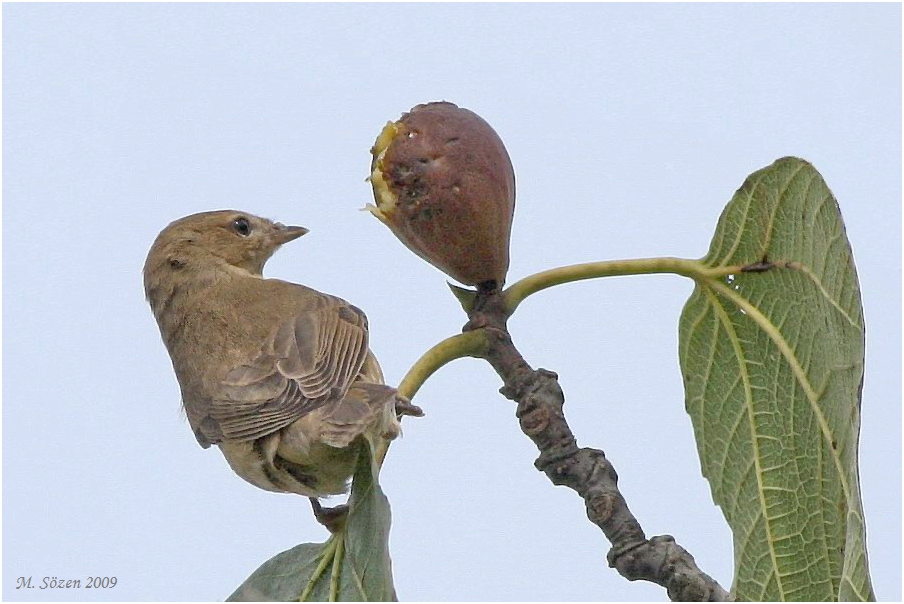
3,3 -> 900,601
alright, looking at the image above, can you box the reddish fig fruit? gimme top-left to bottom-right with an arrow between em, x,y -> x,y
368,101 -> 516,289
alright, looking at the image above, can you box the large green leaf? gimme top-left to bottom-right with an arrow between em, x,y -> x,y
678,157 -> 874,601
227,445 -> 396,602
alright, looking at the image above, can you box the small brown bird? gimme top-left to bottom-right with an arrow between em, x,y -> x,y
144,210 -> 415,503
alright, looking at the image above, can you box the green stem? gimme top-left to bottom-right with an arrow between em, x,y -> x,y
503,256 -> 737,314
396,330 -> 488,400
395,258 -> 733,405
329,534 -> 345,602
298,535 -> 339,601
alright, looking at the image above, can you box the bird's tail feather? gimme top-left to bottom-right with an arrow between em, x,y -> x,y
319,383 -> 401,449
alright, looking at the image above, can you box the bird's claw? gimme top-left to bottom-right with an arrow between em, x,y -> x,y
309,498 -> 349,533
394,395 -> 424,418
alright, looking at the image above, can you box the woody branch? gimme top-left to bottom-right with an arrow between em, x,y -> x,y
465,287 -> 730,603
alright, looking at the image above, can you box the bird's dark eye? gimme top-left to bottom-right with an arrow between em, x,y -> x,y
232,217 -> 251,236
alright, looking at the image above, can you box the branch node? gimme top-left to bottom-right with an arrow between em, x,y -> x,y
537,367 -> 559,380
586,491 -> 617,525
498,385 -> 517,400
606,538 -> 650,569
518,405 -> 550,435
585,449 -> 618,484
533,443 -> 581,476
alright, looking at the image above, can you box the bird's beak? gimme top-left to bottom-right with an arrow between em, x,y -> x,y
272,224 -> 309,244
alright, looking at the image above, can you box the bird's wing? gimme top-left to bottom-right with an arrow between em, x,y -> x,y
202,298 -> 370,444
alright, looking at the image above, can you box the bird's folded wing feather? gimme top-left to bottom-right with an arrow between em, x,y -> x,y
202,300 -> 370,443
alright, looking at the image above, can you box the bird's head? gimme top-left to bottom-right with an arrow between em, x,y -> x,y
145,210 -> 308,280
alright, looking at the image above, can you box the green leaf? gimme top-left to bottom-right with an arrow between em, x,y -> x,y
447,282 -> 478,313
678,157 -> 874,601
227,445 -> 396,602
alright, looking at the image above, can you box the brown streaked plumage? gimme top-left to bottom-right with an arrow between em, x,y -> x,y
144,210 -> 402,497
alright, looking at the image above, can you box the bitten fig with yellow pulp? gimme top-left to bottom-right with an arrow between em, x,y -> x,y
368,102 -> 516,289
